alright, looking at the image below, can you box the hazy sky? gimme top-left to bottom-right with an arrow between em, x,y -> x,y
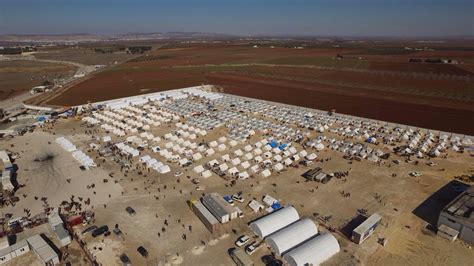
1,0 -> 473,36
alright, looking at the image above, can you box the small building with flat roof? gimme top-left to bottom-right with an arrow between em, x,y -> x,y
26,234 -> 60,265
352,213 -> 382,244
201,193 -> 238,223
437,186 -> 473,245
191,200 -> 219,233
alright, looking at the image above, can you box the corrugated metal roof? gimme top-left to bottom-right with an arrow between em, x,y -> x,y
54,225 -> 71,240
26,235 -> 59,263
35,245 -> 58,262
193,201 -> 219,225
202,193 -> 231,219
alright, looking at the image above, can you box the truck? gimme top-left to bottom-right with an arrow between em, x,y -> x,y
92,225 -> 109,237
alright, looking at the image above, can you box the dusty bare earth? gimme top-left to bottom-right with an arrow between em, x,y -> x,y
2,98 -> 473,265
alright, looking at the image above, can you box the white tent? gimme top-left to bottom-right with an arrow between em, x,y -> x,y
283,233 -> 340,266
234,149 -> 243,157
299,150 -> 308,157
306,153 -> 318,160
239,171 -> 250,180
249,206 -> 300,238
217,144 -> 227,151
261,169 -> 271,178
209,141 -> 218,147
231,157 -> 241,166
193,165 -> 205,174
243,153 -> 253,160
229,140 -> 238,147
218,136 -> 227,143
201,170 -> 212,178
273,163 -> 284,172
241,161 -> 251,169
265,218 -> 318,256
273,154 -> 283,162
283,158 -> 293,166
178,158 -> 190,166
222,154 -> 231,162
254,156 -> 263,163
228,167 -> 239,176
250,164 -> 260,174
205,148 -> 215,156
192,153 -> 203,161
253,148 -> 263,155
219,163 -> 229,172
244,145 -> 253,152
158,165 -> 171,174
248,200 -> 265,213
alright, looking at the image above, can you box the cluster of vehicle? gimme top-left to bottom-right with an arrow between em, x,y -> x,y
235,235 -> 260,255
120,246 -> 148,265
232,235 -> 282,266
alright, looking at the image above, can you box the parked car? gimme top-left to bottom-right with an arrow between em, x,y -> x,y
224,195 -> 234,205
119,253 -> 131,266
92,225 -> 109,238
235,235 -> 250,247
137,246 -> 149,258
228,248 -> 254,266
262,255 -> 282,266
245,241 -> 260,255
81,225 -> 97,235
126,206 -> 136,216
232,194 -> 244,203
409,171 -> 422,177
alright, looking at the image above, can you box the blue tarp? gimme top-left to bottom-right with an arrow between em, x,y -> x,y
269,140 -> 278,148
37,116 -> 47,122
366,137 -> 376,143
279,143 -> 287,150
271,203 -> 282,210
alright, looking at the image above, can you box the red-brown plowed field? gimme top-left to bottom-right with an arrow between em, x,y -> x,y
207,73 -> 474,135
368,61 -> 473,76
47,69 -> 205,105
41,44 -> 474,134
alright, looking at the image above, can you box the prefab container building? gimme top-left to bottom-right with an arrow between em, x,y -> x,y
202,193 -> 237,223
26,235 -> 60,265
283,233 -> 340,266
352,213 -> 382,244
437,186 -> 473,245
249,206 -> 300,238
265,218 -> 318,256
191,200 -> 219,233
0,240 -> 30,264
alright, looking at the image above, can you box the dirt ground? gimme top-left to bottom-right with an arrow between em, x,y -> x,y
33,46 -> 136,66
2,95 -> 473,266
40,44 -> 474,135
0,130 -> 123,217
0,60 -> 75,100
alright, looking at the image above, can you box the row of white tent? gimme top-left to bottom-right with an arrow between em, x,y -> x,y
182,87 -> 223,100
115,143 -> 140,157
55,137 -> 96,169
174,123 -> 208,136
139,155 -> 171,174
55,137 -> 77,152
71,150 -> 96,169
